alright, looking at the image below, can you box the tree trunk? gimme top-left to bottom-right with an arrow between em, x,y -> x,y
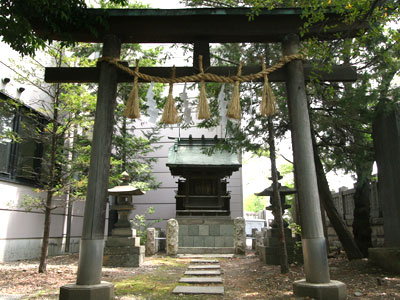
268,117 -> 289,273
38,73 -> 60,272
312,133 -> 363,260
353,165 -> 373,257
38,191 -> 53,273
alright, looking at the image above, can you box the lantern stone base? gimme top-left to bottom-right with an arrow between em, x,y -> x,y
59,282 -> 114,300
103,237 -> 144,267
259,228 -> 303,265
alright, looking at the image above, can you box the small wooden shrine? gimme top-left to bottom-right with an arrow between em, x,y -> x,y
167,135 -> 241,217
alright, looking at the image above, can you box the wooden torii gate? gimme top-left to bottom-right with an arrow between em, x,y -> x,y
36,8 -> 364,300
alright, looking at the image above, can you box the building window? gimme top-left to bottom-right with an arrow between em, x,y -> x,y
0,92 -> 47,186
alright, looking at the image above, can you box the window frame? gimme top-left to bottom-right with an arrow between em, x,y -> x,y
0,91 -> 49,187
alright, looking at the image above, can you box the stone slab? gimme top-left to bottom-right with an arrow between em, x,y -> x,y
103,245 -> 145,267
191,259 -> 219,263
220,224 -> 234,236
182,236 -> 194,247
293,279 -> 347,300
172,286 -> 224,295
188,264 -> 220,269
59,282 -> 114,300
199,225 -> 210,236
188,225 -> 199,236
184,270 -> 221,276
179,277 -> 223,283
193,236 -> 205,247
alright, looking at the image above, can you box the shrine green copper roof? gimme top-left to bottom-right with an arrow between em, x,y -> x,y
167,137 -> 241,168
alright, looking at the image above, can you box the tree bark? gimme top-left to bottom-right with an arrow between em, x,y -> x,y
353,165 -> 373,257
311,131 -> 363,260
38,192 -> 53,273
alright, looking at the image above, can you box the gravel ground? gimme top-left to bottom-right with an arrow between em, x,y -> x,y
0,252 -> 399,299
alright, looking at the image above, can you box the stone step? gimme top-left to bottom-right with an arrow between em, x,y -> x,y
190,259 -> 219,264
178,247 -> 234,254
177,254 -> 234,258
179,276 -> 223,283
184,270 -> 221,276
172,286 -> 224,295
188,264 -> 220,269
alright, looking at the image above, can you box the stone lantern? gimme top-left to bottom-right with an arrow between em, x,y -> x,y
255,174 -> 296,228
255,172 -> 302,265
103,171 -> 145,267
107,171 -> 143,237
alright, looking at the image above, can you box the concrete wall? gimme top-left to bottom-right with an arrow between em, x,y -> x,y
0,181 -> 86,261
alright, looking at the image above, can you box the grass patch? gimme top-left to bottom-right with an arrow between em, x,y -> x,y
114,257 -> 187,299
114,257 -> 222,300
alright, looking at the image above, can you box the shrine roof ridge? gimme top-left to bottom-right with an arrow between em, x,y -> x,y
168,135 -> 226,146
87,7 -> 303,17
31,7 -> 367,44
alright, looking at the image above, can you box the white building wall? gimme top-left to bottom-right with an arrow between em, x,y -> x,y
0,42 -> 84,262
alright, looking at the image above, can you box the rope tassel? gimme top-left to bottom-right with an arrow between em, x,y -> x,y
260,55 -> 276,116
123,60 -> 141,119
227,61 -> 244,120
197,55 -> 211,120
161,67 -> 180,124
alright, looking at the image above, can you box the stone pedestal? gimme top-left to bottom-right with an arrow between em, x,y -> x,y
59,282 -> 114,300
177,217 -> 235,254
146,228 -> 156,256
167,219 -> 179,256
255,230 -> 263,255
293,280 -> 347,300
259,228 -> 302,264
234,217 -> 246,255
103,227 -> 144,267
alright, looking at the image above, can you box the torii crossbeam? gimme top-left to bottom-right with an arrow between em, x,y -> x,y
33,8 -> 366,300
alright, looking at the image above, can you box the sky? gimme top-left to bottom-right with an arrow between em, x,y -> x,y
140,0 -> 184,8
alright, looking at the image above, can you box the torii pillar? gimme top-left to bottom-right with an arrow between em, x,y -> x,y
283,33 -> 346,300
59,34 -> 121,300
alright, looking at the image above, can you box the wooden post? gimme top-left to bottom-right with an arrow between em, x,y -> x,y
76,34 -> 121,285
283,33 -> 347,299
282,33 -> 329,283
193,41 -> 210,70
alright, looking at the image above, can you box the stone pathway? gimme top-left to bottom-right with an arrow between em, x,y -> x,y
0,295 -> 23,300
172,259 -> 224,295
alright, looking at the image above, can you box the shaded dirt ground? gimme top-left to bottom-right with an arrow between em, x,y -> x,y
0,252 -> 399,299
